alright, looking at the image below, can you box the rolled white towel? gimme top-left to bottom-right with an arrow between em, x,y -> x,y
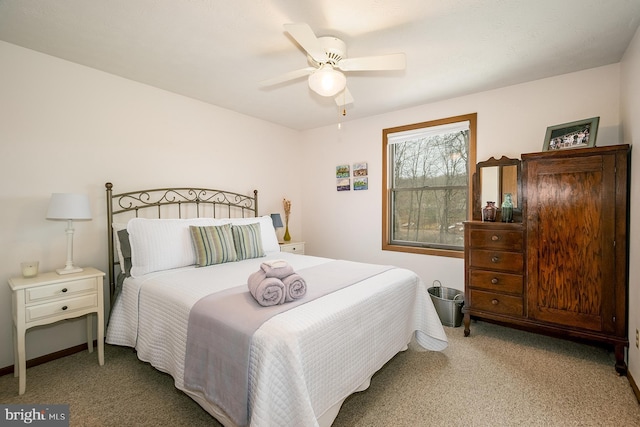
282,273 -> 307,302
260,260 -> 295,279
247,270 -> 285,306
262,259 -> 288,268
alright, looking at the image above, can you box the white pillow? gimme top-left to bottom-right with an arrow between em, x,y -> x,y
127,218 -> 221,277
220,215 -> 280,253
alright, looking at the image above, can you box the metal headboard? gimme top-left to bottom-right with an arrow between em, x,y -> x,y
105,182 -> 258,299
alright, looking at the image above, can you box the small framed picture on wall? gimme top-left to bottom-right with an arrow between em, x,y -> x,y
354,177 -> 368,191
337,178 -> 350,191
336,164 -> 350,178
353,162 -> 368,177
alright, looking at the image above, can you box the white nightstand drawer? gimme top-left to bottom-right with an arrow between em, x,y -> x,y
280,242 -> 305,254
26,294 -> 98,323
26,278 -> 97,303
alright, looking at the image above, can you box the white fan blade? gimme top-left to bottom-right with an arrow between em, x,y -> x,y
337,53 -> 406,71
334,86 -> 354,107
284,23 -> 328,64
259,67 -> 315,87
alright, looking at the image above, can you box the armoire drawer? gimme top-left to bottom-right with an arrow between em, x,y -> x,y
468,229 -> 523,251
469,249 -> 524,273
469,289 -> 523,317
468,270 -> 523,294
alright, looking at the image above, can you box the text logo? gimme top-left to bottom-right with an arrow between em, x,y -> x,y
0,405 -> 69,427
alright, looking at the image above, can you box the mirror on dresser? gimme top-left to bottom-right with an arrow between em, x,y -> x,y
472,156 -> 522,222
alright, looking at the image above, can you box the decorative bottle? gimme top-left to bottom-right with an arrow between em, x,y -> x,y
482,201 -> 497,222
283,221 -> 291,241
283,198 -> 292,241
501,193 -> 514,223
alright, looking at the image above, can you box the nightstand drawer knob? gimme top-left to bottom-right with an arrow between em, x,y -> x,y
491,299 -> 499,305
491,235 -> 499,241
61,305 -> 68,311
61,288 -> 68,293
491,256 -> 500,263
491,278 -> 499,284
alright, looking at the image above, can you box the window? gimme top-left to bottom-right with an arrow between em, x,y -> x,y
382,113 -> 476,258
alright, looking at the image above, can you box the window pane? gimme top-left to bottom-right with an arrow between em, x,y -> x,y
391,131 -> 469,189
391,187 -> 467,248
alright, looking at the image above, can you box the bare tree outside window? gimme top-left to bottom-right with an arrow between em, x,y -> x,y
382,113 -> 477,258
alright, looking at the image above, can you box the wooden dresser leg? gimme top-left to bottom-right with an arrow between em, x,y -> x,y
614,344 -> 627,375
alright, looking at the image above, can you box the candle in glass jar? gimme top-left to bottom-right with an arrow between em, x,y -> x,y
21,261 -> 39,278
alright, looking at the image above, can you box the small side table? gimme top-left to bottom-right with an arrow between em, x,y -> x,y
279,241 -> 305,255
8,267 -> 105,395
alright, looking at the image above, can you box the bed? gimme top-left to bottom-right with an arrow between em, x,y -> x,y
103,183 -> 448,427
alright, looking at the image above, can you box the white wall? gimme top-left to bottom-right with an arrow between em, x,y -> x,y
300,64 -> 622,293
621,25 -> 640,386
0,41 -> 303,369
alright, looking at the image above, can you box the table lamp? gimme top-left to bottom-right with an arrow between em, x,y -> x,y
46,193 -> 92,275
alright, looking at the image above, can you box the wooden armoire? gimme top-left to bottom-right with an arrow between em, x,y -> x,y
463,145 -> 630,374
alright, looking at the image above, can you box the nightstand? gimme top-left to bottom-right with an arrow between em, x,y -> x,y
279,241 -> 305,254
8,267 -> 105,395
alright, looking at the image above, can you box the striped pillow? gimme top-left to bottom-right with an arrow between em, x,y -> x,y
232,223 -> 265,260
190,224 -> 238,266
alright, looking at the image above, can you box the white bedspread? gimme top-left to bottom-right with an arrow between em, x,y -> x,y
106,252 -> 448,427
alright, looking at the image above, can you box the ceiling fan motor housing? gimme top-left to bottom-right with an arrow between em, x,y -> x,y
308,36 -> 347,66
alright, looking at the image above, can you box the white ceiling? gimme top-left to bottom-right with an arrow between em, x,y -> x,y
1,0 -> 639,131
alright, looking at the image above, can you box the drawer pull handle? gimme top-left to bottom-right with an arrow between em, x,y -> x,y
61,288 -> 68,293
491,256 -> 500,263
61,305 -> 68,311
491,235 -> 499,241
491,278 -> 499,284
491,299 -> 499,305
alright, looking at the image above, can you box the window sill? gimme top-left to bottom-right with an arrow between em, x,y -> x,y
382,243 -> 464,259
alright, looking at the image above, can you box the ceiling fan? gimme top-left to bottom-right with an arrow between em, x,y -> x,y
260,23 -> 406,107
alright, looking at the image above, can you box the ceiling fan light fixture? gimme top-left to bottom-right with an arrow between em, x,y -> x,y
308,65 -> 346,97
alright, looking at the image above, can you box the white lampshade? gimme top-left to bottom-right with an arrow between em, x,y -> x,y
308,65 -> 346,97
47,193 -> 92,220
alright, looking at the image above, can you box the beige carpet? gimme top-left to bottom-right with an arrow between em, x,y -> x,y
1,321 -> 639,426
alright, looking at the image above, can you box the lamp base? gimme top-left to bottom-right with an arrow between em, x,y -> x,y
56,266 -> 84,275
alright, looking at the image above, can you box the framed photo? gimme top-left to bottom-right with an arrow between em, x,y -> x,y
354,177 -> 368,191
353,162 -> 368,177
337,178 -> 350,191
543,117 -> 599,151
336,164 -> 350,178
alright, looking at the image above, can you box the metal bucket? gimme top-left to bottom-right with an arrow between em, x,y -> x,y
428,280 -> 464,327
